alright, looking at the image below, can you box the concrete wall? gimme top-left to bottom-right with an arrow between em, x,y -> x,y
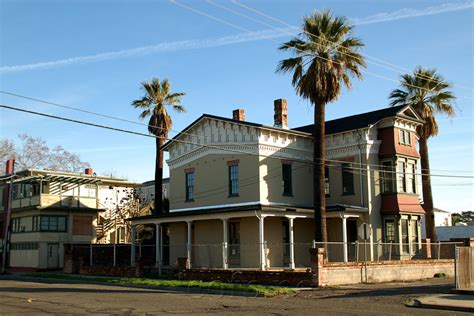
319,260 -> 454,286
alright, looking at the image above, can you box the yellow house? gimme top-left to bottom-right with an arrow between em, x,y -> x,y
130,99 -> 426,270
0,168 -> 138,271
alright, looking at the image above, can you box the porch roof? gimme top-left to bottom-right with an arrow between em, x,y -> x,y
327,204 -> 369,213
128,203 -> 313,223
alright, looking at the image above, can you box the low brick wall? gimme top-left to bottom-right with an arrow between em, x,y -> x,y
311,248 -> 454,287
180,269 -> 313,287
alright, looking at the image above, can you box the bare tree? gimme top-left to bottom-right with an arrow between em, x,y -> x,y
0,134 -> 90,172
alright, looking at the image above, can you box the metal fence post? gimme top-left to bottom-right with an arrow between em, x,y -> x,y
437,241 -> 441,260
355,240 -> 359,262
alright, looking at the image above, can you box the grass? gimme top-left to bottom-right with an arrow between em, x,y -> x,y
22,273 -> 296,297
433,272 -> 447,278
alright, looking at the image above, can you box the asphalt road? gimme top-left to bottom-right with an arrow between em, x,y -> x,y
0,276 -> 468,315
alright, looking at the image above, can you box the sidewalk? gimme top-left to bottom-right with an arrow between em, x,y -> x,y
410,293 -> 474,313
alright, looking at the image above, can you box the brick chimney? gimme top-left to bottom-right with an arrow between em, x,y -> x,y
274,99 -> 288,129
233,109 -> 245,121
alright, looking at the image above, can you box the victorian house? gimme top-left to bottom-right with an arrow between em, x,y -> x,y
130,99 -> 425,270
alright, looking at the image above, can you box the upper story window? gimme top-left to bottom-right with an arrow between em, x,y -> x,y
341,163 -> 354,195
324,166 -> 330,197
398,161 -> 407,192
396,159 -> 417,194
282,163 -> 292,196
381,161 -> 395,193
32,215 -> 67,232
398,129 -> 412,146
185,172 -> 194,201
228,164 -> 239,197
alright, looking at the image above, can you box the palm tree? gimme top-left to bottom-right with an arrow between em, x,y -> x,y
389,67 -> 455,242
277,10 -> 365,243
132,78 -> 185,214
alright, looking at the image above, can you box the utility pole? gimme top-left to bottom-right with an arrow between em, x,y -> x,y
1,159 -> 15,274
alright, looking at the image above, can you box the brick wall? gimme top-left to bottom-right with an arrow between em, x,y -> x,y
179,269 -> 313,287
311,248 -> 454,287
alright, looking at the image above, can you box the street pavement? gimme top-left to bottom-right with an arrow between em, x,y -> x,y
0,276 -> 470,315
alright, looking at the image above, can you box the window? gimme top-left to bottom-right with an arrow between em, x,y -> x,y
82,184 -> 97,198
342,163 -> 354,195
73,215 -> 92,235
33,216 -> 67,232
381,161 -> 395,193
185,172 -> 194,201
228,164 -> 239,196
410,219 -> 419,255
398,161 -> 407,192
398,130 -> 411,145
12,218 -> 21,232
282,163 -> 292,196
410,163 -> 416,193
325,166 -> 330,196
401,219 -> 409,253
384,219 -> 396,243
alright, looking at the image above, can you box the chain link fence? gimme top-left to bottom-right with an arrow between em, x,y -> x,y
69,241 -> 462,269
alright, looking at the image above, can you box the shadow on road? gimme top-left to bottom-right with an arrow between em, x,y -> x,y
319,282 -> 454,300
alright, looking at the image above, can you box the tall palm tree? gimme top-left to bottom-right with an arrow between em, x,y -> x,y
132,78 -> 185,214
389,67 -> 455,242
277,10 -> 365,243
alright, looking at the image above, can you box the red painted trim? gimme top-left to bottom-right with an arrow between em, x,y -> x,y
227,159 -> 239,166
184,168 -> 195,173
281,160 -> 293,165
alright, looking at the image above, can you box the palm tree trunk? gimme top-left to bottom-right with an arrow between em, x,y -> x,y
314,103 -> 327,243
154,136 -> 164,215
419,137 -> 437,242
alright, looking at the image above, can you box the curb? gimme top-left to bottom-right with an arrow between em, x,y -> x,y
1,275 -> 272,298
408,298 -> 474,313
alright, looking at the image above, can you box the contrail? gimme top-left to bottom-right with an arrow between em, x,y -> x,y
352,1 -> 474,25
0,29 -> 290,74
1,1 -> 472,74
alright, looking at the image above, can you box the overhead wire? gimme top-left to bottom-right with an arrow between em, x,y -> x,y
169,0 -> 474,101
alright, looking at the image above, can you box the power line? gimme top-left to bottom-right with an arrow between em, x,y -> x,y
2,103 -> 473,180
3,89 -> 473,176
230,0 -> 474,92
170,0 -> 473,101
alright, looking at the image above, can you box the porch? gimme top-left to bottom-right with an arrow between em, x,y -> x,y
129,203 -> 368,271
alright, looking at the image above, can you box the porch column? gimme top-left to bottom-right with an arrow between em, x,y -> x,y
222,218 -> 228,270
155,223 -> 161,271
288,217 -> 295,270
258,215 -> 266,271
342,216 -> 348,262
130,225 -> 136,267
187,221 -> 192,268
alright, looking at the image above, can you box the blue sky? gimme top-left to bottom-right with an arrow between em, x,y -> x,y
0,0 -> 473,212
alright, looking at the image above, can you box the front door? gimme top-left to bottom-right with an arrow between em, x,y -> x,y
47,243 -> 59,269
347,219 -> 358,261
228,221 -> 240,268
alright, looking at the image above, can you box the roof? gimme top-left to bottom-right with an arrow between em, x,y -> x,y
162,105 -> 423,151
142,178 -> 170,187
161,113 -> 312,151
128,203 -> 313,221
433,207 -> 451,214
293,105 -> 422,135
5,169 -> 139,187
